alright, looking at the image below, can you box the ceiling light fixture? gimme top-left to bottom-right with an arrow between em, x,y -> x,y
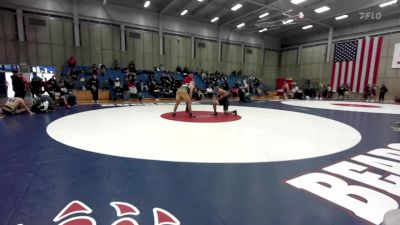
282,19 -> 294,24
290,0 -> 307,4
237,23 -> 245,28
197,0 -> 204,1
144,1 -> 150,8
211,17 -> 219,23
181,10 -> 188,16
335,14 -> 348,20
314,6 -> 330,13
379,0 -> 398,7
259,12 -> 269,18
302,25 -> 313,29
231,3 -> 243,11
259,28 -> 268,33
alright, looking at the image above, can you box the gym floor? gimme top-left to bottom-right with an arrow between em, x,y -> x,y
1,100 -> 399,225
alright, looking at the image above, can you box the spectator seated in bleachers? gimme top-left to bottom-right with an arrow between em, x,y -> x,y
127,72 -> 137,82
154,84 -> 163,98
122,77 -> 130,101
139,80 -> 149,92
206,87 -> 213,98
395,92 -> 400,103
255,86 -> 264,96
201,71 -> 207,81
64,74 -> 75,91
90,64 -> 98,76
113,59 -> 120,70
239,87 -> 251,102
160,86 -> 173,98
193,89 -> 205,100
128,82 -> 138,98
57,64 -> 271,101
45,76 -> 58,100
148,77 -> 158,97
99,64 -> 107,76
128,60 -> 136,73
159,73 -> 179,98
54,81 -> 74,108
113,77 -> 123,101
69,69 -> 79,81
176,66 -> 183,74
292,86 -> 304,99
231,87 -> 239,97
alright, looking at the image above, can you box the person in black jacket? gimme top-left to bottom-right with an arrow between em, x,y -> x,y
87,74 -> 99,103
54,81 -> 72,108
128,61 -> 136,73
379,84 -> 388,102
45,76 -> 57,100
30,73 -> 44,98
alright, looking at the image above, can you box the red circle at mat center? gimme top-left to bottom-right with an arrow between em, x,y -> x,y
331,103 -> 381,108
160,111 -> 241,123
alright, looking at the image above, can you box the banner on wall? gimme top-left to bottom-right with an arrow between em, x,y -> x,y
29,65 -> 55,81
393,43 -> 400,69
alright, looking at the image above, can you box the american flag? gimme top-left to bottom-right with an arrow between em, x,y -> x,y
330,36 -> 383,93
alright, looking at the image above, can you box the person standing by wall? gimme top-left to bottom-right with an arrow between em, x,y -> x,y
282,81 -> 289,100
379,84 -> 388,102
87,74 -> 99,103
371,84 -> 378,102
30,72 -> 44,98
11,71 -> 26,98
364,84 -> 372,102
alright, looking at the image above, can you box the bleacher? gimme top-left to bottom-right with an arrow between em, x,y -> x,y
62,65 -> 274,102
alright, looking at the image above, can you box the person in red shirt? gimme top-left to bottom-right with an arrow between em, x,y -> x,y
67,57 -> 76,68
182,73 -> 193,84
182,73 -> 194,112
172,73 -> 196,118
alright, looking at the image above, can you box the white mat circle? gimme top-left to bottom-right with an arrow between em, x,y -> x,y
47,105 -> 361,163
